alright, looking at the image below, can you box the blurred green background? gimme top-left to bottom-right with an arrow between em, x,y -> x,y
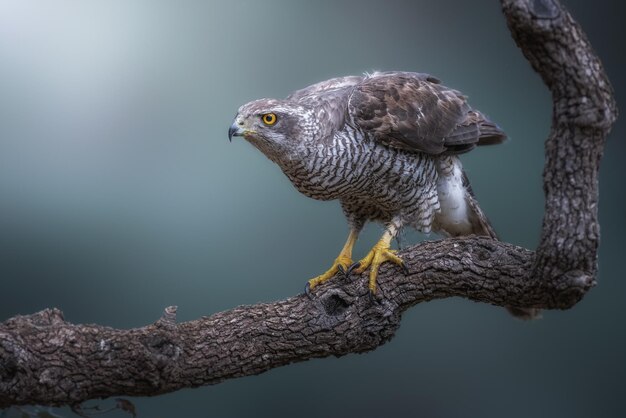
0,1 -> 624,417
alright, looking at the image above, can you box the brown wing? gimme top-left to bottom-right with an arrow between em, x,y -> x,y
348,72 -> 506,155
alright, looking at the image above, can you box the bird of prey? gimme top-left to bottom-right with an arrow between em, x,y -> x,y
229,71 -> 504,295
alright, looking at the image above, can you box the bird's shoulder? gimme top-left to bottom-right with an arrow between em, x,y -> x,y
286,75 -> 365,102
286,76 -> 365,138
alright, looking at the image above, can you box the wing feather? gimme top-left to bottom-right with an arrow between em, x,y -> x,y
348,72 -> 506,155
287,76 -> 364,101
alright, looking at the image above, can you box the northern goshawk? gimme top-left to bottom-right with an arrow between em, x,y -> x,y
229,71 -> 505,295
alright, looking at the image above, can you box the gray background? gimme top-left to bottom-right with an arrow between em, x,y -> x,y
1,0 -> 624,417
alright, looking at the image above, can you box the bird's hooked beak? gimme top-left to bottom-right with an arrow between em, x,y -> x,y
228,121 -> 244,142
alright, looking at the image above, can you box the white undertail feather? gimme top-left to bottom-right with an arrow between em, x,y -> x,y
433,156 -> 496,238
434,157 -> 473,236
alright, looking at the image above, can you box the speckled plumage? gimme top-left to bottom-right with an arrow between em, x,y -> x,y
230,71 -> 504,239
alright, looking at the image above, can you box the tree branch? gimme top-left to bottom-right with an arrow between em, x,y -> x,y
0,0 -> 617,408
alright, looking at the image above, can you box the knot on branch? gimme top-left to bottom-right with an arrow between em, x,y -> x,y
155,306 -> 178,329
321,293 -> 351,316
309,286 -> 357,330
530,0 -> 560,19
0,339 -> 19,383
553,269 -> 596,309
502,0 -> 560,35
144,334 -> 181,361
306,280 -> 401,353
144,306 -> 183,382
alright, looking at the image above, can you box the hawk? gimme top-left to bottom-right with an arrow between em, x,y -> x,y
229,71 -> 504,296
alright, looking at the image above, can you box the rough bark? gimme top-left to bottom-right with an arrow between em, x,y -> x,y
0,0 -> 617,409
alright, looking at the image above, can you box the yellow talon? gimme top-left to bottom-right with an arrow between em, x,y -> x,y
307,228 -> 359,290
307,255 -> 353,290
306,222 -> 407,295
354,229 -> 405,294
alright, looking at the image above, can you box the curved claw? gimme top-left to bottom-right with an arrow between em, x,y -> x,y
304,282 -> 314,300
306,256 -> 353,293
353,252 -> 375,275
368,289 -> 382,304
353,243 -> 405,294
347,262 -> 361,276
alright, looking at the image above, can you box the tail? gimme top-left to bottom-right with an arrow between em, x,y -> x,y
442,111 -> 507,154
476,113 -> 507,146
462,172 -> 498,239
434,158 -> 541,320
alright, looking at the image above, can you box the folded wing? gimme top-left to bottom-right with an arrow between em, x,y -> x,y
348,72 -> 506,155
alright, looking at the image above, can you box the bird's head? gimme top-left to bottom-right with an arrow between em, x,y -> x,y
228,98 -> 318,162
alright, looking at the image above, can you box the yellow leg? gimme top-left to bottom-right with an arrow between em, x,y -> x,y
354,223 -> 406,294
307,228 -> 359,290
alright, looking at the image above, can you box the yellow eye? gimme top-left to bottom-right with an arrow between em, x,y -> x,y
261,113 -> 277,125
